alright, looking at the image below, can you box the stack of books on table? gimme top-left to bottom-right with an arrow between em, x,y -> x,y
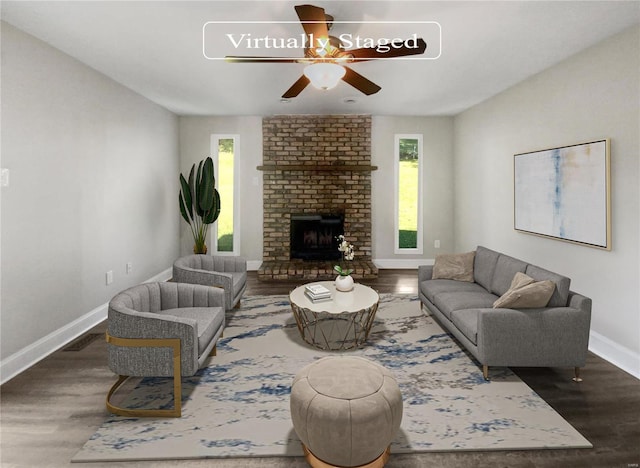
304,284 -> 332,303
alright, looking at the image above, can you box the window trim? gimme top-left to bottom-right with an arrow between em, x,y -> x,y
393,134 -> 424,255
210,134 -> 240,256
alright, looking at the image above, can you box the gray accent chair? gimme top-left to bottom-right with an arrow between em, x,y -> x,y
106,281 -> 225,417
419,246 -> 592,381
173,255 -> 247,311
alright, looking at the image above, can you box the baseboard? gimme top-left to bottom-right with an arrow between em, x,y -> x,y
247,260 -> 262,271
373,258 -> 434,269
0,267 -> 172,385
589,331 -> 640,380
0,301 -> 108,385
142,267 -> 173,283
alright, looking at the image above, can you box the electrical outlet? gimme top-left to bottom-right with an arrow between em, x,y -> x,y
434,240 -> 441,249
126,262 -> 133,274
106,270 -> 113,285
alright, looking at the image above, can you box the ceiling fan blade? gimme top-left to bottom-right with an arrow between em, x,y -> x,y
295,4 -> 329,44
282,75 -> 310,98
341,66 -> 381,95
347,38 -> 427,61
226,56 -> 301,63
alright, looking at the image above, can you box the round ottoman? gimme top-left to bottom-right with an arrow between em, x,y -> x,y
290,356 -> 403,468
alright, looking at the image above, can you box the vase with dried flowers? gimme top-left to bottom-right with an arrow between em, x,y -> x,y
334,235 -> 355,292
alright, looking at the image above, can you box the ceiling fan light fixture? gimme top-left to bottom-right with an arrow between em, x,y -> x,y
303,62 -> 346,90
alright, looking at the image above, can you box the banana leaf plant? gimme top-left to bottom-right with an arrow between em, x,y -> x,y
179,157 -> 221,254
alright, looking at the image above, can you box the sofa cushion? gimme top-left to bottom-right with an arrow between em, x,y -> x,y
433,290 -> 498,320
159,307 -> 224,355
432,251 -> 476,282
451,309 -> 480,345
491,254 -> 529,296
420,279 -> 487,303
525,264 -> 571,307
493,272 -> 555,309
473,246 -> 500,291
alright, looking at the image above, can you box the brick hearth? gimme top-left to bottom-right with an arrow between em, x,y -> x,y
259,114 -> 377,281
258,259 -> 378,281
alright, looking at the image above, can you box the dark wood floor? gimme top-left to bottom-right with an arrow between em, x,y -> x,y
246,269 -> 420,295
1,270 -> 638,467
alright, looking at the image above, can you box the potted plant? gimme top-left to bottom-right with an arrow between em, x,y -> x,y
334,235 -> 355,291
179,157 -> 221,254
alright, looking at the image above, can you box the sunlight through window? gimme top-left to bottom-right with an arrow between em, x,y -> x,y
395,135 -> 423,254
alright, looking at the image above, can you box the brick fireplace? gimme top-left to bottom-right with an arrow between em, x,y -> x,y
258,114 -> 378,281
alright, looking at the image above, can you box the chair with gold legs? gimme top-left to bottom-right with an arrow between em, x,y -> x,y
172,255 -> 247,310
106,282 -> 226,418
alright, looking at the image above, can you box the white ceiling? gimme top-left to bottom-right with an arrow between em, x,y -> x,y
2,1 -> 639,116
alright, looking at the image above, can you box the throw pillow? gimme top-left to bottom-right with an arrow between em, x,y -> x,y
493,271 -> 556,309
432,251 -> 476,282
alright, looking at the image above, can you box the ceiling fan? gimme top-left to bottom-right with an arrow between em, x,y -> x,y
226,4 -> 427,98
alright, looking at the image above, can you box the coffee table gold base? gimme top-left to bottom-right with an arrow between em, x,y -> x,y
291,301 -> 379,351
302,444 -> 390,468
289,282 -> 380,351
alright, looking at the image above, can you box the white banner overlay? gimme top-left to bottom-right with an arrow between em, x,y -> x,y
203,21 -> 442,60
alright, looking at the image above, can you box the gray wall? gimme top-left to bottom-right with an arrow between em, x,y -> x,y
453,26 -> 640,372
372,116 -> 455,264
178,116 -> 264,263
0,23 -> 180,360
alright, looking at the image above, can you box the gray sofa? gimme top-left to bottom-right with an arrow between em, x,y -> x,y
418,246 -> 592,381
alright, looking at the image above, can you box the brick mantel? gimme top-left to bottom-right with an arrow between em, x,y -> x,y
259,114 -> 377,280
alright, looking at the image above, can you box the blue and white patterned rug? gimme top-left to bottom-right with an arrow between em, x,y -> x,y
73,294 -> 591,462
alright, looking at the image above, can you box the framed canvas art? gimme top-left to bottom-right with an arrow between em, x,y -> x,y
514,139 -> 611,250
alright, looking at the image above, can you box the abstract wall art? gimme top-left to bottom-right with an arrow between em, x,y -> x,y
514,139 -> 611,250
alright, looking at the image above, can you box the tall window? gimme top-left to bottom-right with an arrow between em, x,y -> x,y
211,134 -> 239,254
394,134 -> 423,254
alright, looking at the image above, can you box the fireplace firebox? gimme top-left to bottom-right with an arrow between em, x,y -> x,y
290,214 -> 344,261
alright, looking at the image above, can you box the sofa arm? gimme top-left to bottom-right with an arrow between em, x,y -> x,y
567,291 -> 592,315
418,265 -> 433,282
173,263 -> 227,286
476,306 -> 591,368
173,263 -> 234,297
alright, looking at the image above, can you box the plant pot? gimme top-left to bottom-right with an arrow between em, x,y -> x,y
335,274 -> 354,292
194,244 -> 208,255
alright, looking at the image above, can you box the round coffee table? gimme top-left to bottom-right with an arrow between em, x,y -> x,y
289,281 -> 380,351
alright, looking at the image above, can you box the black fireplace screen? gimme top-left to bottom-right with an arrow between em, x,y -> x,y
290,214 -> 344,261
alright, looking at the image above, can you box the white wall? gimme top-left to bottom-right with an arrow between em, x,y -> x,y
0,23 -> 180,378
372,116 -> 455,266
178,116 -> 263,266
453,26 -> 640,376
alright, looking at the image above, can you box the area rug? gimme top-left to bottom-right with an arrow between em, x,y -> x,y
73,294 -> 591,462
